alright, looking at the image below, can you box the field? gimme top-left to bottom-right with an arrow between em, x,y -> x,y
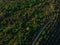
0,0 -> 60,45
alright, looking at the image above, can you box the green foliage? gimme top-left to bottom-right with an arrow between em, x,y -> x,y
0,0 -> 59,45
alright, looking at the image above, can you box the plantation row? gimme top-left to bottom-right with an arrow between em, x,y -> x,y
34,13 -> 59,45
0,0 -> 60,45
